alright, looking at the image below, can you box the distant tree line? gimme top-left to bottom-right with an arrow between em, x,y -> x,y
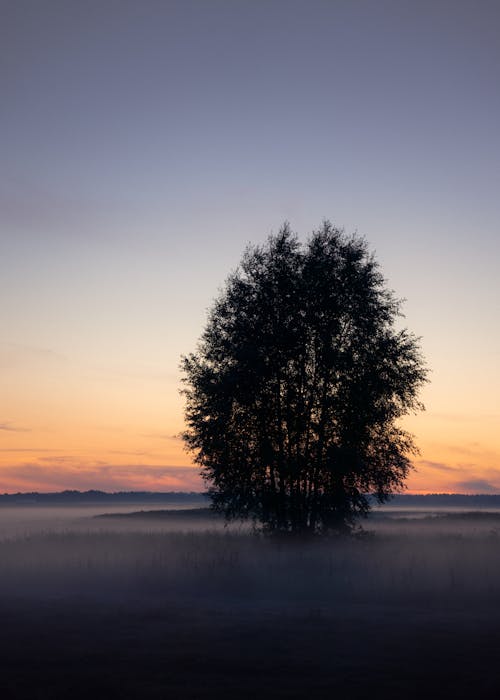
389,494 -> 500,506
1,491 -> 496,508
0,490 -> 209,505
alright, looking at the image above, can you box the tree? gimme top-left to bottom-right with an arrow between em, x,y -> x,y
181,223 -> 427,534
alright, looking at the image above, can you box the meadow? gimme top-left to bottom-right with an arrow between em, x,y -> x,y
1,504 -> 500,698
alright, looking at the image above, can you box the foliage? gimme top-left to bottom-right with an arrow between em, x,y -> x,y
182,223 -> 427,534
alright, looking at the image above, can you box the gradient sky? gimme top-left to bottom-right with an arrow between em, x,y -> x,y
1,0 -> 499,493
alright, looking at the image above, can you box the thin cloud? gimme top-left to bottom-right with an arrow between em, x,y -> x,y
89,366 -> 178,383
455,479 -> 499,494
0,422 -> 30,433
0,343 -> 67,370
0,178 -> 113,239
141,433 -> 182,441
447,444 -> 500,461
430,412 -> 500,423
0,448 -> 58,453
416,460 -> 460,473
36,455 -> 107,466
107,450 -> 154,457
0,462 -> 203,492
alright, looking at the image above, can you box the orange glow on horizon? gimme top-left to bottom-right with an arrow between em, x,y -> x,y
1,409 -> 498,494
2,356 -> 498,494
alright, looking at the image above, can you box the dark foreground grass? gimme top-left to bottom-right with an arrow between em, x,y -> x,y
2,516 -> 500,698
2,598 -> 499,700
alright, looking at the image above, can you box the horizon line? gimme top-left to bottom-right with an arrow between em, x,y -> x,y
2,490 -> 500,498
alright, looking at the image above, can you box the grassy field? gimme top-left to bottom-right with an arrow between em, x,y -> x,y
1,507 -> 500,698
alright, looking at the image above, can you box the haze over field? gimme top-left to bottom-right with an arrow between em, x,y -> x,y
2,0 -> 500,494
0,503 -> 500,698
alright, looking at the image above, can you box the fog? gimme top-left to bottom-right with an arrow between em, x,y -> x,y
2,503 -> 500,606
0,500 -> 211,539
2,503 -> 500,698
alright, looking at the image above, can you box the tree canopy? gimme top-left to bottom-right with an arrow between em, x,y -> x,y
181,223 -> 427,534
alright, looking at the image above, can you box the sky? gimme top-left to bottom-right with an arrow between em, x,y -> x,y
1,0 -> 499,493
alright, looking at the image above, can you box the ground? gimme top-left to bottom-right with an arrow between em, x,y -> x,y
1,506 -> 500,698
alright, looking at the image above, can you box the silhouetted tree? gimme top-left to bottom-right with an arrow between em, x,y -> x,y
182,223 -> 427,534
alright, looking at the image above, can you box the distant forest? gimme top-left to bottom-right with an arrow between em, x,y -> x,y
0,490 -> 209,505
0,491 -> 499,506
